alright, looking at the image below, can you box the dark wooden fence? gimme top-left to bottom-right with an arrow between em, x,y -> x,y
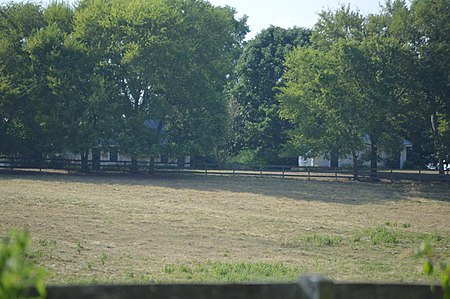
1,156 -> 448,182
39,275 -> 443,299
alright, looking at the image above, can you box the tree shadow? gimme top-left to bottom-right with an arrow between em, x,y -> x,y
1,170 -> 449,205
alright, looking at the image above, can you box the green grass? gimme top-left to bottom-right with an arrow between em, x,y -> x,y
161,261 -> 301,282
303,234 -> 343,247
351,225 -> 449,247
353,225 -> 401,245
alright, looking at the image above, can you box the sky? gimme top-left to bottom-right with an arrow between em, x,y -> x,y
0,0 -> 385,39
208,0 -> 385,38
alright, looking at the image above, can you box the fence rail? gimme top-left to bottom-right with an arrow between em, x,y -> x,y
0,156 -> 448,182
36,275 -> 443,299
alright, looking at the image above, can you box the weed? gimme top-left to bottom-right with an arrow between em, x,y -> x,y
125,270 -> 135,279
100,252 -> 108,265
76,241 -> 82,254
384,221 -> 411,229
303,234 -> 343,247
86,261 -> 95,271
353,225 -> 400,246
26,249 -> 46,260
161,261 -> 299,282
385,221 -> 397,227
163,265 -> 175,274
38,239 -> 56,247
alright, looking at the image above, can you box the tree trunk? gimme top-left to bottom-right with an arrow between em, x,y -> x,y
81,149 -> 89,173
438,156 -> 445,176
330,149 -> 339,168
370,142 -> 378,180
149,157 -> 155,174
431,109 -> 445,175
351,149 -> 359,180
130,156 -> 138,174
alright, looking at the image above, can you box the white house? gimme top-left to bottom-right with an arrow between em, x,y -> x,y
298,138 -> 413,169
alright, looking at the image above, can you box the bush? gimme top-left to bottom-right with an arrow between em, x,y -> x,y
416,242 -> 450,299
0,230 -> 46,299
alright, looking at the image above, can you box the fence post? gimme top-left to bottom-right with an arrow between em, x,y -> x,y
282,166 -> 285,179
390,169 -> 394,183
232,164 -> 235,177
299,274 -> 335,299
205,164 -> 208,176
307,167 -> 311,180
334,167 -> 337,181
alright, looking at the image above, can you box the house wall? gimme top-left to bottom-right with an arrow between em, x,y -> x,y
64,150 -> 190,167
400,148 -> 407,169
298,145 -> 410,169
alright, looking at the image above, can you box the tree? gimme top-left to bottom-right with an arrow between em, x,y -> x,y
279,45 -> 366,179
377,0 -> 450,172
73,0 -> 247,171
340,34 -> 411,177
231,26 -> 311,164
157,0 -> 248,165
23,1 -> 117,171
408,0 -> 450,173
279,5 -> 410,178
0,2 -> 45,157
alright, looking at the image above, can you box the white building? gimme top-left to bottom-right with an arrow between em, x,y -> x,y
298,139 -> 413,169
64,149 -> 191,168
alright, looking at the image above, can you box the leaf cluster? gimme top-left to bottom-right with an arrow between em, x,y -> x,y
0,230 -> 46,299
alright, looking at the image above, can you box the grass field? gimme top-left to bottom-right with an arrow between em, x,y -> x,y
0,172 -> 449,285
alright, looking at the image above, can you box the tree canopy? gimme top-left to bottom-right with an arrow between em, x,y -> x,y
0,0 -> 448,173
277,1 -> 449,175
0,0 -> 248,170
230,26 -> 311,164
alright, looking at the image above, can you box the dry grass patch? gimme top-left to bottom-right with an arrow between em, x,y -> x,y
0,173 -> 449,284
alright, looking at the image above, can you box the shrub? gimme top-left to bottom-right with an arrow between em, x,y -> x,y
0,230 -> 46,299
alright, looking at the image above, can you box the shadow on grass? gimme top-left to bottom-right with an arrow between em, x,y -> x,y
0,169 -> 449,205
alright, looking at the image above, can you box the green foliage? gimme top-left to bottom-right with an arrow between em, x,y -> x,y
303,234 -> 343,247
382,0 -> 450,171
279,4 -> 416,177
162,261 -> 299,282
416,242 -> 450,299
0,0 -> 248,164
0,230 -> 46,299
360,225 -> 400,245
228,149 -> 261,164
230,26 -> 311,164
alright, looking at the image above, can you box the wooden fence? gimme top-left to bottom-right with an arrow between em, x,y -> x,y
38,275 -> 443,299
1,156 -> 448,182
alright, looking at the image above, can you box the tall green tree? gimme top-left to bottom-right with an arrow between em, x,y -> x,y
24,1 -> 117,171
231,26 -> 311,164
279,44 -> 366,178
0,2 -> 45,157
73,0 -> 247,171
409,0 -> 449,173
378,0 -> 450,171
279,5 -> 410,178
